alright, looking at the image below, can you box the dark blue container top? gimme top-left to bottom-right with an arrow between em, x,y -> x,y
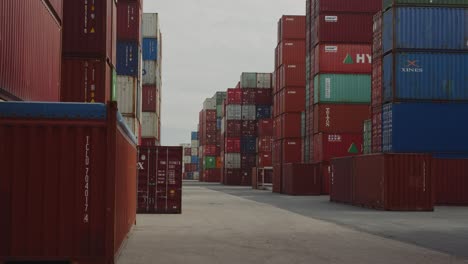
116,41 -> 139,76
142,38 -> 158,61
256,105 -> 272,119
191,131 -> 198,140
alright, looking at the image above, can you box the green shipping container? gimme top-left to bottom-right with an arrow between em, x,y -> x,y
216,105 -> 223,118
204,156 -> 216,169
111,68 -> 117,101
314,74 -> 371,104
363,119 -> 372,154
383,0 -> 468,10
214,91 -> 227,105
240,72 -> 257,88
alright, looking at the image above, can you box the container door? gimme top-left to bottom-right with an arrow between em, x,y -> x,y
155,147 -> 182,213
137,147 -> 157,213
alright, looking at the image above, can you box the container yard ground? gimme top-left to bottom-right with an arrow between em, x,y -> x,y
118,182 -> 468,264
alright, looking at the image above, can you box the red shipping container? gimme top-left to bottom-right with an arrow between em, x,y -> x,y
353,154 -> 433,211
313,133 -> 363,162
241,120 -> 258,136
258,152 -> 273,168
204,110 -> 217,122
371,106 -> 382,153
310,0 -> 381,18
204,145 -> 218,156
282,164 -> 322,195
312,13 -> 374,45
314,104 -> 370,134
141,137 -> 158,146
63,0 -> 116,62
318,161 -> 331,195
313,44 -> 372,75
225,120 -> 242,137
372,57 -> 383,108
204,169 -> 221,183
184,148 -> 192,156
0,102 -> 137,263
224,169 -> 242,185
204,131 -> 218,145
255,89 -> 273,105
279,64 -> 306,89
46,0 -> 63,23
240,169 -> 253,186
282,138 -> 302,163
242,89 -> 257,104
280,87 -> 306,113
273,164 -> 282,193
433,158 -> 468,206
272,140 -> 282,164
117,1 -> 141,41
142,85 -> 157,112
225,138 -> 241,153
278,15 -> 306,43
258,136 -> 274,152
0,0 -> 61,101
241,154 -> 257,169
330,157 -> 354,204
137,146 -> 182,214
279,40 -> 306,66
258,119 -> 273,136
227,88 -> 242,104
61,58 -> 112,103
204,122 -> 217,133
280,113 -> 302,139
373,12 -> 383,59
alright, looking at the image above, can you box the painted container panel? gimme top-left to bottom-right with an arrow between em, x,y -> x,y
223,169 -> 242,185
142,60 -> 157,85
371,106 -> 382,153
278,15 -> 306,43
137,146 -> 182,214
141,112 -> 159,138
241,105 -> 256,120
142,85 -> 157,112
61,58 -> 112,103
314,74 -> 371,104
273,164 -> 282,193
241,89 -> 257,104
279,40 -> 306,66
142,38 -> 158,60
433,158 -> 468,206
116,41 -> 139,76
382,102 -> 468,153
281,138 -> 302,164
0,102 -> 137,263
383,52 -> 468,102
116,76 -> 139,114
256,105 -> 271,119
191,131 -> 198,140
330,157 -> 354,203
280,64 -> 306,89
282,164 -> 322,195
241,136 -> 257,154
122,116 -> 140,139
258,136 -> 273,152
372,57 -> 382,107
240,73 -> 257,89
363,119 -> 372,154
203,98 -> 217,110
241,120 -> 258,136
258,119 -> 273,136
226,138 -> 241,153
225,153 -> 241,169
46,0 -> 63,23
384,7 -> 468,53
255,89 -> 273,105
314,44 -> 372,75
281,113 -> 302,139
312,0 -> 381,17
257,73 -> 272,89
373,12 -> 383,59
313,13 -> 374,45
117,1 -> 141,41
225,120 -> 242,137
280,87 -> 306,113
140,137 -> 158,146
0,0 -> 61,101
258,153 -> 273,167
313,104 -> 370,134
227,88 -> 242,104
313,133 -> 363,162
383,0 -> 468,12
142,13 -> 159,38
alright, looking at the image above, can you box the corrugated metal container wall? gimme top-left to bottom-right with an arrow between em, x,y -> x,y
0,0 -> 61,101
280,64 -> 306,89
46,0 -> 63,23
330,157 -> 354,204
313,104 -> 370,134
225,153 -> 241,169
383,52 -> 468,102
280,88 -> 306,113
142,38 -> 158,60
313,133 -> 363,162
240,73 -> 257,89
0,102 -> 137,263
142,13 -> 159,38
313,13 -> 374,45
383,7 -> 467,53
363,120 -> 372,154
314,44 -> 372,75
256,73 -> 272,89
123,116 -> 140,138
61,58 -> 112,103
383,103 -> 468,153
241,105 -> 256,120
141,112 -> 159,138
282,164 -> 322,195
116,76 -> 139,114
279,40 -> 306,65
371,106 -> 382,153
227,89 -> 242,104
280,113 -> 302,138
116,41 -> 139,76
142,85 -> 157,112
371,57 -> 382,107
433,158 -> 468,206
314,74 -> 371,104
278,16 -> 306,42
281,138 -> 302,163
383,0 -> 468,13
224,121 -> 241,137
117,1 -> 141,41
312,0 -> 381,17
142,60 -> 157,85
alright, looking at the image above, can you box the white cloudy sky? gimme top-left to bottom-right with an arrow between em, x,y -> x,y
143,1 -> 305,146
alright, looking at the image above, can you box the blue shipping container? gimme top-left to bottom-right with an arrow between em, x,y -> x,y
383,7 -> 468,53
191,131 -> 198,140
241,136 -> 257,153
186,172 -> 194,180
256,105 -> 271,119
142,38 -> 158,61
382,102 -> 468,153
217,118 -> 222,130
191,156 -> 199,164
116,41 -> 139,76
383,52 -> 468,102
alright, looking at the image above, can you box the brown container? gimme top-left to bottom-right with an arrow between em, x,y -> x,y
117,1 -> 141,41
330,157 -> 354,204
282,164 -> 322,195
142,85 -> 157,112
313,104 -> 370,134
137,146 -> 182,214
279,87 -> 306,113
0,102 -> 137,263
46,0 -> 63,24
223,169 -> 242,185
278,15 -> 306,43
0,0 -> 62,101
433,158 -> 468,206
279,64 -> 306,89
279,40 -> 306,66
273,164 -> 282,193
312,13 -> 374,45
203,169 -> 221,183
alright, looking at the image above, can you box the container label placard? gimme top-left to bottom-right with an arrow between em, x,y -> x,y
83,136 -> 91,223
325,16 -> 338,23
325,78 -> 331,99
325,108 -> 331,127
325,46 -> 338,53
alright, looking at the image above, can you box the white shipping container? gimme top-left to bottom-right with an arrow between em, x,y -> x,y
226,105 -> 241,120
141,112 -> 159,137
198,146 -> 203,157
191,140 -> 199,148
225,153 -> 241,169
203,97 -> 216,110
142,60 -> 157,85
242,105 -> 256,120
122,116 -> 140,140
220,118 -> 225,134
257,73 -> 272,89
116,76 -> 140,115
241,72 -> 257,88
142,13 -> 159,38
183,156 -> 191,164
191,147 -> 198,156
193,172 -> 200,180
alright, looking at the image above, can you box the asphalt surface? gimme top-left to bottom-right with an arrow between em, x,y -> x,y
118,181 -> 468,264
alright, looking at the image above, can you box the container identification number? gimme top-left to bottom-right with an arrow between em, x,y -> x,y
84,136 -> 90,223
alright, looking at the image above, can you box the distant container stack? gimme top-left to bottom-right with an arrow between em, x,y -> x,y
272,16 -> 306,193
185,131 -> 200,180
116,0 -> 142,144
141,13 -> 162,146
221,73 -> 273,186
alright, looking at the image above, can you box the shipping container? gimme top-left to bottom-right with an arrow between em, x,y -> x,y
252,168 -> 273,188
0,102 -> 137,263
137,146 -> 182,214
141,112 -> 159,138
224,120 -> 242,137
225,138 -> 241,153
191,131 -> 198,140
313,133 -> 363,162
330,157 -> 356,204
141,137 -> 158,146
142,13 -> 159,38
311,0 -> 381,17
241,120 -> 258,136
255,89 -> 273,105
282,164 -> 322,195
61,58 -> 112,103
204,157 -> 217,169
433,158 -> 468,206
382,102 -> 468,153
279,40 -> 306,66
258,136 -> 274,152
203,145 -> 218,156
203,97 -> 217,110
0,0 -> 62,101
312,13 -> 374,45
117,1 -> 141,41
383,52 -> 468,102
142,60 -> 158,85
363,119 -> 372,154
142,38 -> 158,60
258,119 -> 274,136
279,113 -> 302,139
313,104 -> 370,134
142,85 -> 157,112
280,138 -> 302,163
203,169 -> 221,182
273,164 -> 282,193
241,154 -> 257,169
384,1 -> 468,15
280,87 -> 306,113
279,64 -> 306,89
257,73 -> 272,89
225,153 -> 241,169
373,12 -> 383,59
256,105 -> 272,119
241,105 -> 256,120
258,153 -> 273,167
227,88 -> 242,104
314,74 -> 371,104
117,41 -> 140,76
191,156 -> 199,164
241,136 -> 257,154
123,116 -> 140,139
240,73 -> 257,88
46,0 -> 63,23
241,89 -> 257,104
223,169 -> 242,185
278,16 -> 306,43
371,57 -> 382,107
313,44 -> 372,75
371,106 -> 382,153
382,6 -> 468,53
116,76 -> 141,116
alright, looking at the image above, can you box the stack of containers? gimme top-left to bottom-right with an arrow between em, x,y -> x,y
116,0 -> 142,142
141,13 -> 162,146
190,131 -> 200,180
181,143 -> 192,179
199,97 -> 221,182
272,16 -> 306,193
372,1 -> 468,205
306,0 -> 380,194
61,0 -> 117,104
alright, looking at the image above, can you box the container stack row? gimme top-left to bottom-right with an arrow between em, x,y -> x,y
185,131 -> 200,180
272,16 -> 306,193
140,14 -> 162,146
116,0 -> 143,144
221,73 -> 273,186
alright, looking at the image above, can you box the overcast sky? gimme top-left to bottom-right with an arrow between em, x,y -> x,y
143,1 -> 305,146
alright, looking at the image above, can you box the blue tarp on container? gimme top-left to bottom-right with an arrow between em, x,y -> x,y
382,102 -> 468,153
383,7 -> 468,53
116,41 -> 139,76
191,131 -> 198,140
256,105 -> 271,119
142,38 -> 158,61
383,52 -> 468,102
191,156 -> 199,164
241,136 -> 257,153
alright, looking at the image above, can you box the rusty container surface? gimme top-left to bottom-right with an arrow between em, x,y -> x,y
282,163 -> 322,195
330,157 -> 354,204
137,146 -> 183,214
0,102 -> 137,264
433,157 -> 468,206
